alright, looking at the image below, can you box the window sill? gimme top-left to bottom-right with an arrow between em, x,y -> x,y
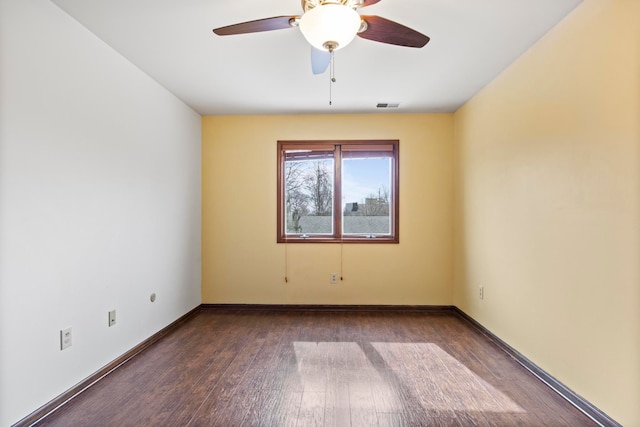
277,236 -> 399,244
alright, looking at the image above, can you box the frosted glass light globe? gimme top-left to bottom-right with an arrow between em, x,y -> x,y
299,4 -> 361,51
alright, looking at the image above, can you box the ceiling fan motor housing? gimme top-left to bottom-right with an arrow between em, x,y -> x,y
302,0 -> 361,13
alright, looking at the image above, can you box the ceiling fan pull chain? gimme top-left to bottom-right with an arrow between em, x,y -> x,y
329,51 -> 336,106
329,71 -> 332,106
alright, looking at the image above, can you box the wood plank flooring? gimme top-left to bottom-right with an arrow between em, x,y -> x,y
37,308 -> 597,426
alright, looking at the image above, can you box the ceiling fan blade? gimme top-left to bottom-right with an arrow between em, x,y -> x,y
358,15 -> 429,48
311,48 -> 331,75
360,0 -> 383,6
213,16 -> 298,36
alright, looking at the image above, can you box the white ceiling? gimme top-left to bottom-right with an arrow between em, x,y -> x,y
51,0 -> 582,116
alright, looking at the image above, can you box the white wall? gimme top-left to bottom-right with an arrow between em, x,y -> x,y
0,1 -> 202,425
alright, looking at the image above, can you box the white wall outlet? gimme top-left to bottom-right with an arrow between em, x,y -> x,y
330,273 -> 338,284
60,327 -> 72,350
479,286 -> 484,300
108,310 -> 116,327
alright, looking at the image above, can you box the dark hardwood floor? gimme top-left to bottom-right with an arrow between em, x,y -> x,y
37,308 -> 597,426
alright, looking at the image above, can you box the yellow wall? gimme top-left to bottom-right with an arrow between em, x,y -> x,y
202,114 -> 453,305
453,1 -> 640,425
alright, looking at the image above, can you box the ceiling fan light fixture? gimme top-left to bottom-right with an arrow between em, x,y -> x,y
299,4 -> 361,51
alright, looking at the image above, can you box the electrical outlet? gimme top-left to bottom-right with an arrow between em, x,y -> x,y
60,327 -> 72,350
108,310 -> 116,327
330,273 -> 338,284
479,286 -> 484,300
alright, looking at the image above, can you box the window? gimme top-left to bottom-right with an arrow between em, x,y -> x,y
277,140 -> 399,243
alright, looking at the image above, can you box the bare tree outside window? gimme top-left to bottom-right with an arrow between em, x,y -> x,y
284,159 -> 334,235
284,162 -> 308,233
304,161 -> 333,216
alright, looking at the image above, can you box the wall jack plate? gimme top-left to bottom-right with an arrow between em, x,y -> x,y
108,310 -> 116,327
60,327 -> 72,350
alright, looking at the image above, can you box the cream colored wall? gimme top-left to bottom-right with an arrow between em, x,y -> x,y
203,114 -> 453,305
453,1 -> 640,425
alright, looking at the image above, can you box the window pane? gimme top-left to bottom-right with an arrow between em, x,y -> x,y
342,156 -> 391,235
284,156 -> 334,235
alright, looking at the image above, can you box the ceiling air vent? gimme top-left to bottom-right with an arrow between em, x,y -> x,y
376,103 -> 400,109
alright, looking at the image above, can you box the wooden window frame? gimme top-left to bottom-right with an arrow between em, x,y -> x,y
277,140 -> 399,244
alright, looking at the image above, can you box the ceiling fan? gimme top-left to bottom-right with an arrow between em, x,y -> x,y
213,0 -> 430,75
